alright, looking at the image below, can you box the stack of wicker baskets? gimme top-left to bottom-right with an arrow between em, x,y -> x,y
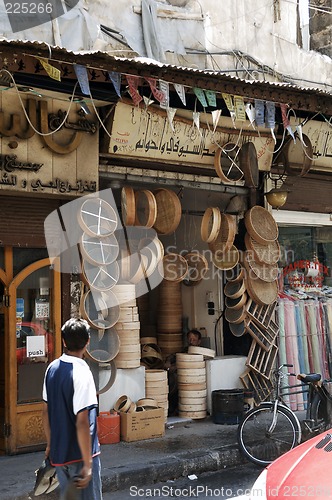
176,353 -> 207,419
157,280 -> 184,356
113,284 -> 141,369
145,369 -> 169,422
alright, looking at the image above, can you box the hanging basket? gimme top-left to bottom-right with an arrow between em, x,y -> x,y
161,253 -> 188,282
201,207 -> 221,243
244,206 -> 279,245
121,186 -> 136,226
153,188 -> 182,235
214,143 -> 243,183
134,189 -> 157,228
78,198 -> 118,237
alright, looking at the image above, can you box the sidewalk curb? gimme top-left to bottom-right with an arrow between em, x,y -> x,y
101,444 -> 246,493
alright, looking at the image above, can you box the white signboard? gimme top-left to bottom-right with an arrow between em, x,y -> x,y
26,335 -> 46,358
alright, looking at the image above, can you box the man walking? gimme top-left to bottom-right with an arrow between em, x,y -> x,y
42,317 -> 102,499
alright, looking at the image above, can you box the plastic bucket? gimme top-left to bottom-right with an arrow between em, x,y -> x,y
212,389 -> 244,425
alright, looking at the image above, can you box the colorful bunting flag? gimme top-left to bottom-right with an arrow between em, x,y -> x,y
159,80 -> 170,109
265,101 -> 276,143
126,75 -> 142,106
205,90 -> 217,108
108,71 -> 121,97
173,83 -> 186,106
37,58 -> 61,82
73,64 -> 90,96
145,78 -> 165,103
143,96 -> 154,107
234,95 -> 246,121
222,93 -> 234,112
254,99 -> 265,127
193,88 -> 208,108
211,109 -> 222,132
245,103 -> 256,127
280,103 -> 295,141
193,111 -> 201,135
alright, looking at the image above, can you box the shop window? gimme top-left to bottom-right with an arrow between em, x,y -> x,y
13,248 -> 48,276
279,226 -> 332,293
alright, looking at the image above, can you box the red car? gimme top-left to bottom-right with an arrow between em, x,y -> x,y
16,322 -> 54,364
249,429 -> 332,499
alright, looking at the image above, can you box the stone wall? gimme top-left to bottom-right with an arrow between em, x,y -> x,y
310,0 -> 332,58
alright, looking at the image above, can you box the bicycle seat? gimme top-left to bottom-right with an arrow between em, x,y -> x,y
297,373 -> 321,383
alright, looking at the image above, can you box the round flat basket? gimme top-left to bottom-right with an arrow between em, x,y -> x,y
81,289 -> 120,329
82,259 -> 119,292
225,292 -> 247,310
114,395 -> 132,413
201,207 -> 221,243
246,275 -> 278,305
162,253 -> 188,282
187,346 -> 215,359
225,264 -> 245,283
243,250 -> 279,283
85,326 -> 120,362
153,188 -> 182,235
121,186 -> 136,226
183,251 -> 209,282
134,189 -> 157,228
244,206 -> 279,245
229,321 -> 246,337
78,198 -> 118,237
138,236 -> 164,264
245,232 -> 281,265
224,279 -> 246,299
80,232 -> 119,266
284,133 -> 313,177
212,245 -> 239,271
208,214 -> 236,254
239,142 -> 259,188
225,306 -> 247,324
214,143 -> 243,183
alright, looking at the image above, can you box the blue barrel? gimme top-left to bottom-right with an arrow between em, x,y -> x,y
212,389 -> 244,425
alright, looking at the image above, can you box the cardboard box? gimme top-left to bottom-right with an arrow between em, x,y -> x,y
97,411 -> 120,445
120,408 -> 165,442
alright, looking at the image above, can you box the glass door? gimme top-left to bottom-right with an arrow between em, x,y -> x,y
4,257 -> 61,454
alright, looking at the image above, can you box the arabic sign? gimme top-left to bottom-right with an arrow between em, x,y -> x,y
108,101 -> 274,171
0,91 -> 98,196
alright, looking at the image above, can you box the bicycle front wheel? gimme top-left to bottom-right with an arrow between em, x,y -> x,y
237,404 -> 301,466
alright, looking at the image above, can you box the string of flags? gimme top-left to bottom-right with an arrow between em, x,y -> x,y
32,57 -> 307,145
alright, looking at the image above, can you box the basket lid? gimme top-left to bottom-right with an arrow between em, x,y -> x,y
245,232 -> 280,265
153,188 -> 182,235
244,206 -> 279,245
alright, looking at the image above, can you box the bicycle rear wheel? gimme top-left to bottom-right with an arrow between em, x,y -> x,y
237,403 -> 301,466
309,393 -> 332,432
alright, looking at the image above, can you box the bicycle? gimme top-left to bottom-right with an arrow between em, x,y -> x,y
237,364 -> 332,466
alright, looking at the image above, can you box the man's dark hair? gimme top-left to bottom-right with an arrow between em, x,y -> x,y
187,329 -> 201,340
61,317 -> 90,351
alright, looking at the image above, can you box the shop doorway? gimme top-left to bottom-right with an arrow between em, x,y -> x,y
0,248 -> 61,455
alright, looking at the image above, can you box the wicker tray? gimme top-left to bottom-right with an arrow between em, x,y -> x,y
244,206 -> 279,245
153,188 -> 182,235
245,275 -> 278,305
162,253 -> 188,282
214,143 -> 243,183
201,207 -> 221,243
245,232 -> 280,265
225,305 -> 247,324
121,186 -> 136,226
212,244 -> 239,270
239,141 -> 259,188
243,250 -> 279,283
134,189 -> 157,228
208,213 -> 236,253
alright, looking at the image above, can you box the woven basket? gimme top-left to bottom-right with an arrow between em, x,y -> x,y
245,232 -> 280,265
243,250 -> 279,283
85,326 -> 120,362
121,186 -> 136,226
201,207 -> 221,243
183,251 -> 209,282
134,189 -> 157,228
225,306 -> 247,324
225,292 -> 247,310
82,259 -> 119,292
162,253 -> 188,282
212,244 -> 239,271
244,206 -> 279,245
229,321 -> 247,337
245,275 -> 278,305
81,289 -> 120,329
80,232 -> 119,266
239,141 -> 259,188
214,143 -> 243,183
208,214 -> 236,254
153,188 -> 182,235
